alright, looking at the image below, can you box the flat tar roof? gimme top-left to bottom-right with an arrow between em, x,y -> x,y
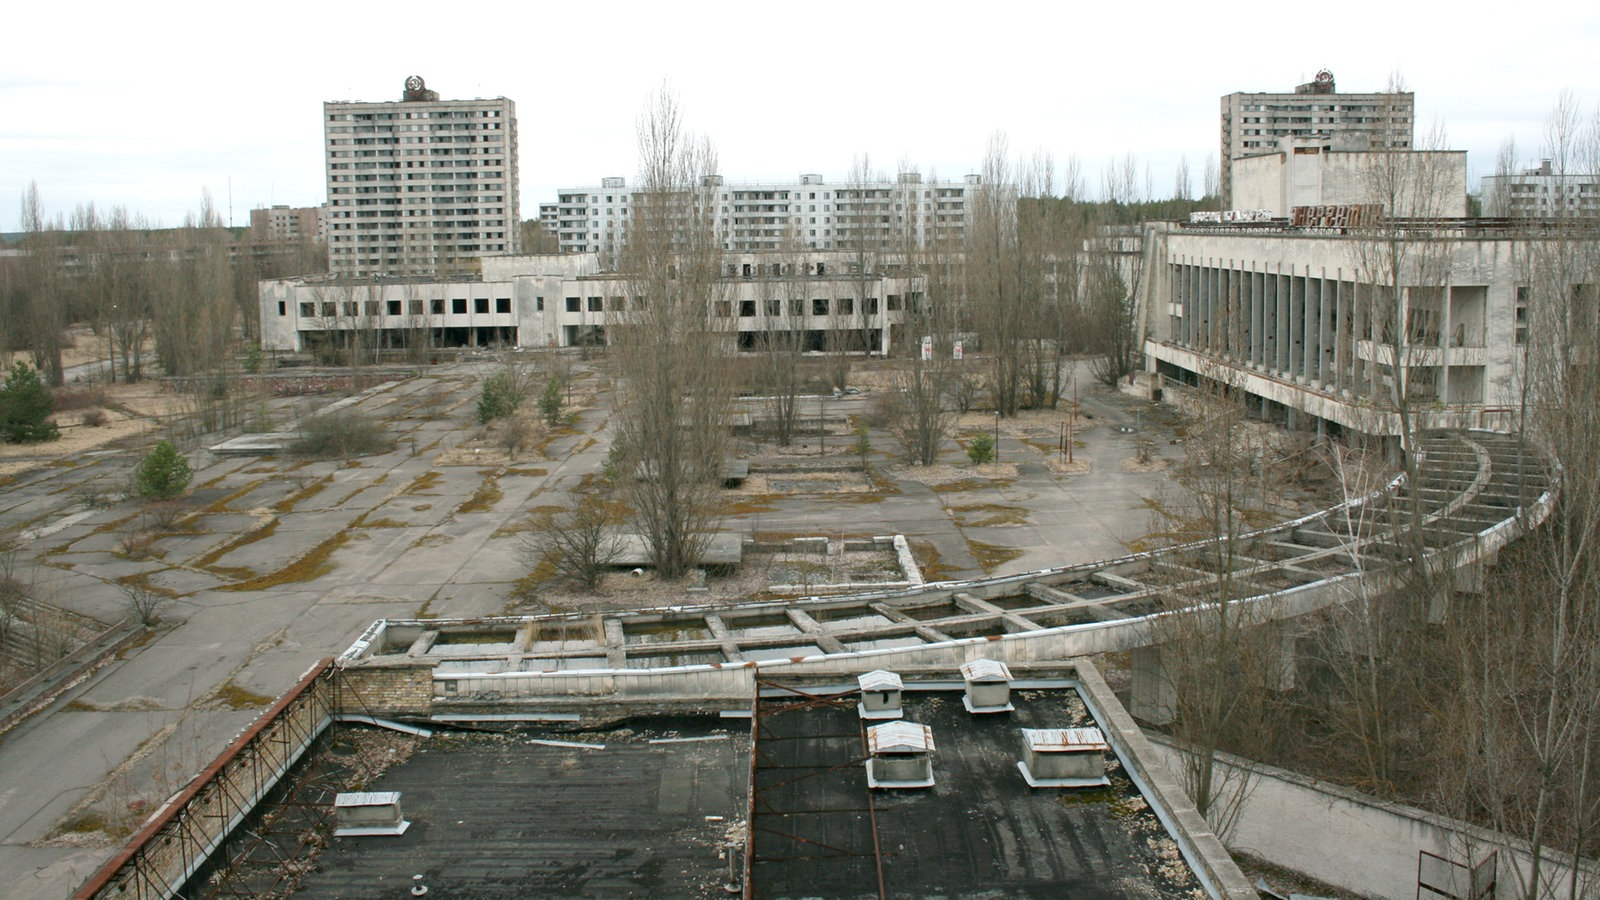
296,718 -> 746,898
749,685 -> 1202,898
292,683 -> 1204,898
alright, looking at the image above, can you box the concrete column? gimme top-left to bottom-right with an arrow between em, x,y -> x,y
1130,645 -> 1176,725
1452,560 -> 1486,595
1262,621 -> 1297,693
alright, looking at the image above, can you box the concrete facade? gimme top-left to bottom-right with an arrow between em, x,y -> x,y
1145,737 -> 1600,900
324,76 -> 519,276
1138,221 -> 1533,436
1480,160 -> 1600,217
249,204 -> 326,244
1221,72 -> 1413,207
1231,140 -> 1467,218
259,250 -> 918,354
549,171 -> 988,256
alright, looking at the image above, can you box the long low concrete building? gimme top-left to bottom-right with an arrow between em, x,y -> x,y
259,250 -> 919,356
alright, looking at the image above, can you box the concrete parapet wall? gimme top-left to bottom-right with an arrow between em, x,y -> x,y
1143,736 -> 1600,900
1076,663 -> 1256,899
338,660 -> 434,717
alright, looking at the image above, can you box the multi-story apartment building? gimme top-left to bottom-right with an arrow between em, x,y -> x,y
1221,70 -> 1413,207
1480,159 -> 1600,217
249,205 -> 326,244
549,172 -> 985,256
324,76 -> 519,276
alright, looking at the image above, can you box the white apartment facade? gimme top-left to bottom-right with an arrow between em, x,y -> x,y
1480,160 -> 1600,217
259,250 -> 919,356
324,76 -> 520,277
1221,70 -> 1414,207
550,172 -> 985,257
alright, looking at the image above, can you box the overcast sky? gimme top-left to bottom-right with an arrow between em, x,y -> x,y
5,1 -> 1599,230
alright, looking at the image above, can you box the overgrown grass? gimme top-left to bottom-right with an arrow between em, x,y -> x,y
113,572 -> 179,598
191,518 -> 279,571
909,539 -> 956,582
723,497 -> 779,515
457,471 -> 503,513
947,503 -> 1030,527
966,538 -> 1024,573
930,477 -> 1018,494
402,471 -> 443,495
210,682 -> 274,709
201,478 -> 271,515
274,476 -> 330,512
218,531 -> 349,591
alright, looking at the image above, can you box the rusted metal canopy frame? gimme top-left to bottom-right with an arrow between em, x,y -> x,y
748,679 -> 887,898
73,659 -> 341,900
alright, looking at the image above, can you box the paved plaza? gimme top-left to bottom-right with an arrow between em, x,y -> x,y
0,357 -> 1189,898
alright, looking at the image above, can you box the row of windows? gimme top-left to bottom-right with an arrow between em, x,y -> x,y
292,297 -> 513,318
553,295 -> 903,315
328,109 -> 505,122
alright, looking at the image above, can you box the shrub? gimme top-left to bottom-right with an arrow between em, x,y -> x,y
852,421 -> 871,466
51,385 -> 110,413
291,412 -> 394,459
0,361 -> 60,443
965,432 -> 995,466
478,371 -> 527,424
81,409 -> 109,428
519,490 -> 623,591
135,441 -> 193,500
500,415 -> 535,457
538,376 -> 565,427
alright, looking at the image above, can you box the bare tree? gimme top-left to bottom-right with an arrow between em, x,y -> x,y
755,237 -> 810,446
13,182 -> 67,386
1084,251 -> 1138,387
610,87 -> 733,579
880,202 -> 959,465
967,134 -> 1030,416
1434,93 -> 1600,897
1147,364 -> 1284,829
521,488 -> 624,591
152,192 -> 237,377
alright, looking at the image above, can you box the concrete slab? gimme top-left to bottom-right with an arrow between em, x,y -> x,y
610,532 -> 744,567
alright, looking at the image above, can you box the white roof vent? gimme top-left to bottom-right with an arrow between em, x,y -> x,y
865,721 -> 935,789
1017,728 -> 1111,788
334,791 -> 412,836
857,669 -> 904,720
960,658 -> 1014,713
